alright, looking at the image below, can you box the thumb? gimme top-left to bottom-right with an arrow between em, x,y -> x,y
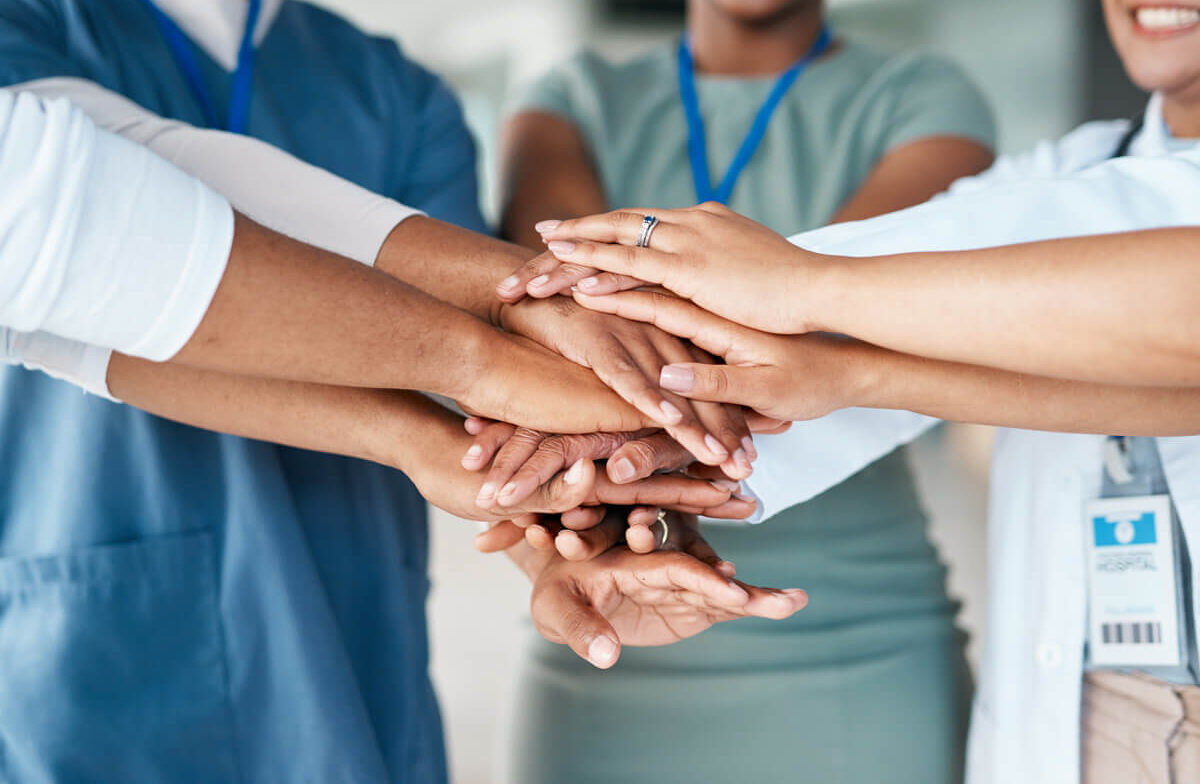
521,459 -> 595,515
659,363 -> 768,409
531,578 -> 622,669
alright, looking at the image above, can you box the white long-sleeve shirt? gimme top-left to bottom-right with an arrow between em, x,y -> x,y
746,93 -> 1200,784
0,90 -> 234,367
2,0 -> 423,397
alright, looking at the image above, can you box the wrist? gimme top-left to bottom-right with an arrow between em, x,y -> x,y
784,250 -> 851,335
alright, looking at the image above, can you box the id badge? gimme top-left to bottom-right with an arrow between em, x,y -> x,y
1085,494 -> 1186,668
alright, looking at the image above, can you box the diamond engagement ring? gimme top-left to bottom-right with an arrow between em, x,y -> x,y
636,215 -> 660,248
655,509 -> 670,548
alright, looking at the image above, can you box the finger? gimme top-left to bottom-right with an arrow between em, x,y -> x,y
464,416 -> 490,436
741,585 -> 810,620
592,472 -> 735,510
573,289 -> 756,357
496,251 -> 564,303
699,495 -> 758,521
474,520 -> 525,553
539,208 -> 688,251
675,344 -> 752,479
478,427 -> 545,506
573,271 -> 649,296
746,411 -> 791,434
517,458 -> 596,515
632,553 -> 750,608
526,263 -> 601,299
607,433 -> 695,484
547,238 -> 679,289
556,515 -> 627,561
524,523 -> 558,551
530,579 -> 622,669
561,505 -> 607,530
624,506 -> 661,555
660,363 -> 777,412
500,432 -> 637,509
462,421 -> 517,471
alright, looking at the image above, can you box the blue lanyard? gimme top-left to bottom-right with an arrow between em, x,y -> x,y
678,25 -> 833,205
140,0 -> 262,134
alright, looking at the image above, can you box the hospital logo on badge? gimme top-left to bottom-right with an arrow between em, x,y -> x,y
1093,511 -> 1157,548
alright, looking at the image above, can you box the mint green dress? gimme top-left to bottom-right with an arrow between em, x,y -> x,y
504,39 -> 995,784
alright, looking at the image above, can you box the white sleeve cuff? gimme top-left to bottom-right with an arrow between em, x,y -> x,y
1,329 -> 117,401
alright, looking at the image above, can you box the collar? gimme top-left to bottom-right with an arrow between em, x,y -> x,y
1130,93 -> 1200,156
151,0 -> 285,71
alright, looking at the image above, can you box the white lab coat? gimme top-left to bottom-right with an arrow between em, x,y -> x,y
746,93 -> 1200,784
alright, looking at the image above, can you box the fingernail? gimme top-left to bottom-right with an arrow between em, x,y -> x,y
476,482 -> 497,505
535,219 -> 562,234
465,445 -> 483,460
704,434 -> 729,460
660,365 -> 694,393
498,275 -> 520,292
734,492 -> 758,506
498,482 -> 519,503
577,276 -> 600,290
547,240 -> 576,256
611,457 -> 637,483
733,449 -> 753,476
528,274 -> 550,289
588,635 -> 619,668
709,479 -> 740,492
564,459 -> 585,485
742,436 -> 758,461
658,400 -> 684,424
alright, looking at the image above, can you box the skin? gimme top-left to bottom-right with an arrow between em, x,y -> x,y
573,288 -> 1200,436
106,353 -> 756,523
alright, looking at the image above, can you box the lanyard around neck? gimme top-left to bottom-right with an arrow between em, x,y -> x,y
140,0 -> 263,134
678,25 -> 833,205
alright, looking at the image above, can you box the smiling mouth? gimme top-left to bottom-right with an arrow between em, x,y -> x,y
1132,5 -> 1200,34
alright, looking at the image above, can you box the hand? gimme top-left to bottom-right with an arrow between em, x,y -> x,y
573,290 -> 877,422
465,331 -> 652,434
499,295 -> 754,472
521,535 -> 808,668
460,418 -> 756,518
497,203 -> 825,335
397,403 -> 748,523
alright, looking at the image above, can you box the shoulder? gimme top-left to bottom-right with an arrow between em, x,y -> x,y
285,2 -> 445,105
513,43 -> 673,115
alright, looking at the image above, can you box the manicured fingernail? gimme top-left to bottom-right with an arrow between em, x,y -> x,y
704,434 -> 729,459
658,400 -> 684,424
498,275 -> 520,292
528,274 -> 550,289
660,365 -> 694,393
742,436 -> 758,461
465,445 -> 483,460
710,479 -> 740,492
610,457 -> 637,483
564,459 -> 585,485
733,449 -> 753,476
476,482 -> 497,505
535,220 -> 562,234
588,636 -> 619,668
547,240 -> 576,256
735,492 -> 757,505
577,276 -> 600,290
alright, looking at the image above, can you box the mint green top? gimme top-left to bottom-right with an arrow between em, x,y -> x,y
514,39 -> 995,233
505,39 -> 994,784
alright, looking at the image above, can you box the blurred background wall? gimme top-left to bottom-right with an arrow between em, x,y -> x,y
305,2 -> 1148,781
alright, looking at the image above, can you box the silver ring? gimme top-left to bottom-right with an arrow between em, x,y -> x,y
636,215 -> 660,249
655,509 -> 670,547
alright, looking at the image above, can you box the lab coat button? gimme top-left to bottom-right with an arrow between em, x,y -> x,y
1036,643 -> 1064,668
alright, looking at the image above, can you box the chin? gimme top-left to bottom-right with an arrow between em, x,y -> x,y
1105,1 -> 1200,93
711,0 -> 815,24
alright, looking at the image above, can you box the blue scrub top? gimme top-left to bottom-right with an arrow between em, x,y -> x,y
0,2 -> 487,782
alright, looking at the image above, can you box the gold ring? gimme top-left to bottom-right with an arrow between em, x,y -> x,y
655,509 -> 670,547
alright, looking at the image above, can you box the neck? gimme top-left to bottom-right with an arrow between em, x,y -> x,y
686,1 -> 826,76
1162,84 -> 1200,139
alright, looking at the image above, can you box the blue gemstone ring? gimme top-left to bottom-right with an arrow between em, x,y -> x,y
636,215 -> 660,249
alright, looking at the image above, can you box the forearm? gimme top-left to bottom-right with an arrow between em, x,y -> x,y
808,229 -> 1200,387
853,339 -> 1200,435
107,353 -> 456,471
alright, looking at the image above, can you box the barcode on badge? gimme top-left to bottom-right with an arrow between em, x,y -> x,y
1101,621 -> 1162,645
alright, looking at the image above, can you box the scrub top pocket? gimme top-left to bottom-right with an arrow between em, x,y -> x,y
0,531 -> 239,784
